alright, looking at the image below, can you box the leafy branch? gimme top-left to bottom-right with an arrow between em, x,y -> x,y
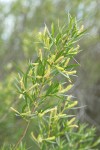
11,15 -> 100,150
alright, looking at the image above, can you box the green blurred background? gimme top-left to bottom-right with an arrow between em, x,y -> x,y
0,0 -> 100,148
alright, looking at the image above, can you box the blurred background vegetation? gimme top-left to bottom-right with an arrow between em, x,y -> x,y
0,0 -> 100,148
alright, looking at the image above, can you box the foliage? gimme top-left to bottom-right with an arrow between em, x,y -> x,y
8,15 -> 100,150
0,0 -> 100,149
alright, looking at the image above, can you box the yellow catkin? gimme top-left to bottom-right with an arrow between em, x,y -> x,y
64,58 -> 70,67
36,76 -> 43,79
77,44 -> 80,49
20,78 -> 25,89
44,65 -> 51,78
32,63 -> 39,66
63,70 -> 76,75
78,25 -> 84,33
38,49 -> 42,61
69,124 -> 78,128
56,65 -> 64,71
55,56 -> 64,63
28,69 -> 33,76
67,117 -> 76,125
60,84 -> 73,93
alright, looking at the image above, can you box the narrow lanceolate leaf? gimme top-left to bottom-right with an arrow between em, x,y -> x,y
10,107 -> 20,114
31,132 -> 38,143
23,83 -> 39,93
51,23 -> 55,37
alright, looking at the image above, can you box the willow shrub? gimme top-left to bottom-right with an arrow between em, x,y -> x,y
10,15 -> 100,150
